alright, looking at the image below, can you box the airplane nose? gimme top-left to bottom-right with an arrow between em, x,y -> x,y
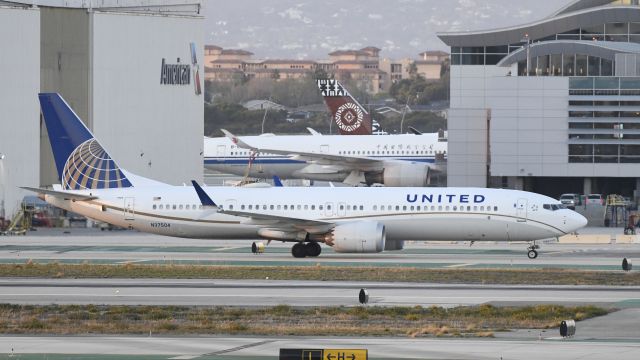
568,211 -> 588,232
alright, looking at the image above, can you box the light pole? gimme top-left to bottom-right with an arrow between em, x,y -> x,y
521,34 -> 531,76
0,153 -> 5,224
400,92 -> 420,134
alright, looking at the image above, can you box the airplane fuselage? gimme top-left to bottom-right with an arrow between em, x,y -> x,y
46,186 -> 581,244
203,133 -> 447,182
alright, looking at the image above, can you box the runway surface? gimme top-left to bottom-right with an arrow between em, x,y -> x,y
0,228 -> 639,270
1,278 -> 638,307
0,332 -> 639,360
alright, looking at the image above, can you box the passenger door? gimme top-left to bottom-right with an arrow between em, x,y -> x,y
337,202 -> 346,217
123,197 -> 135,220
516,198 -> 527,222
324,202 -> 334,217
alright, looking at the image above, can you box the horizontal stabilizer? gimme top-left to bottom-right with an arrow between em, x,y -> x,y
220,129 -> 256,150
21,187 -> 97,201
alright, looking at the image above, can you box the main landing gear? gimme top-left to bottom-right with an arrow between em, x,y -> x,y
292,242 -> 322,258
527,243 -> 540,259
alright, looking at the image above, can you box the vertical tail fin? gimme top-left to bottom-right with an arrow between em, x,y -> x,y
316,79 -> 372,135
38,93 -> 133,190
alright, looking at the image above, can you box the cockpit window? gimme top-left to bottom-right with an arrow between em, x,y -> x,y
543,204 -> 567,211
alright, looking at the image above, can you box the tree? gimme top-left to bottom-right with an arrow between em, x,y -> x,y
313,67 -> 329,80
407,62 -> 418,79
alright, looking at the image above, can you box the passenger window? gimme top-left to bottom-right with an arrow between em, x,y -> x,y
241,205 -> 245,210
304,205 -> 309,210
416,206 -> 421,211
173,205 -> 177,210
473,206 -> 477,211
380,205 -> 385,211
445,206 -> 450,211
248,205 -> 252,210
327,205 -> 332,210
159,205 -> 163,210
319,205 -> 323,210
453,206 -> 457,211
494,206 -> 498,211
284,205 -> 288,210
270,205 -> 274,210
402,206 -> 407,211
263,205 -> 267,210
179,205 -> 184,210
410,206 -> 415,211
277,205 -> 281,210
395,205 -> 400,211
467,206 -> 471,211
298,205 -> 302,210
438,205 -> 442,211
153,205 -> 157,210
229,205 -> 233,210
359,205 -> 364,210
311,205 -> 315,210
339,205 -> 344,210
347,205 -> 351,210
373,205 -> 377,211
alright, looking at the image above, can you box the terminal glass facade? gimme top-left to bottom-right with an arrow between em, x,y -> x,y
568,77 -> 640,163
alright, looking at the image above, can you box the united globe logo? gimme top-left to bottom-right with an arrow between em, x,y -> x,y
334,102 -> 364,133
62,139 -> 132,190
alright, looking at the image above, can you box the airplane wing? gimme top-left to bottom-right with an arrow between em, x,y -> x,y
220,129 -> 384,168
190,180 -> 334,233
21,187 -> 98,201
220,209 -> 333,228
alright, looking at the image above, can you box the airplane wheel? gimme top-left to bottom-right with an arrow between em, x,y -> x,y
527,249 -> 538,259
292,243 -> 307,258
305,242 -> 322,257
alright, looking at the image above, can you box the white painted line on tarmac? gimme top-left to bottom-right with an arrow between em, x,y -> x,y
446,263 -> 475,268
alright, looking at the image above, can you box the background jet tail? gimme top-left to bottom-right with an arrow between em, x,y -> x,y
316,79 -> 372,135
38,93 -> 133,190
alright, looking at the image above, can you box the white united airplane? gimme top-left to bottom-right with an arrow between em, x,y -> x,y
26,93 -> 587,259
204,79 -> 448,187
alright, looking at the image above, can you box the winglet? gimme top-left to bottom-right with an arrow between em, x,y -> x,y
191,180 -> 217,207
272,175 -> 284,187
220,129 -> 256,150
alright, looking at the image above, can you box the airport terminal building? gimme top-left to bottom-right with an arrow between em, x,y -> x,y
438,0 -> 640,200
0,0 -> 203,221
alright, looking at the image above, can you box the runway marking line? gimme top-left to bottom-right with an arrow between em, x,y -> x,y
445,263 -> 475,268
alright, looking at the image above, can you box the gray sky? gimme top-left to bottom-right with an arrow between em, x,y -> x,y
203,0 -> 575,59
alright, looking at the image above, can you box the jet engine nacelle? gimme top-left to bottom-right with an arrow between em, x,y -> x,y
326,221 -> 386,253
365,163 -> 430,187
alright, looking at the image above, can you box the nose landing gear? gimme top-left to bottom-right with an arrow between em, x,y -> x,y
527,243 -> 540,259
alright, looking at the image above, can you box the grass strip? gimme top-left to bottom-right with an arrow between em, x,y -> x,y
0,263 -> 639,285
0,304 -> 609,337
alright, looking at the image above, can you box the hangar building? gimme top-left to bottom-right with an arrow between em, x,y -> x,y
0,0 -> 203,222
